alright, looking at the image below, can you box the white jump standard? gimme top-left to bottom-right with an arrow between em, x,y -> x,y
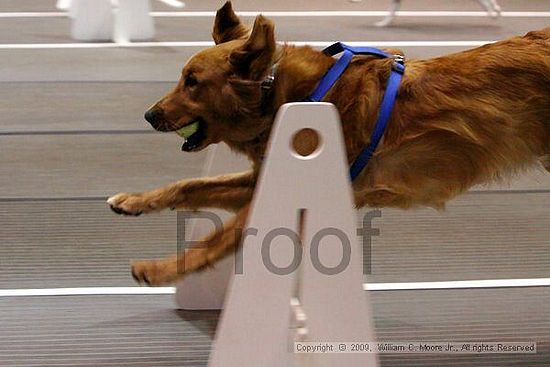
207,103 -> 378,367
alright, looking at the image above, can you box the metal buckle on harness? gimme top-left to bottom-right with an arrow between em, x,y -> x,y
392,54 -> 405,74
261,74 -> 275,91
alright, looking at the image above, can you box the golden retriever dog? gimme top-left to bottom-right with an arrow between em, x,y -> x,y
107,2 -> 549,286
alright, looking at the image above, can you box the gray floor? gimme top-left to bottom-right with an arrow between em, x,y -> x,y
3,16 -> 549,44
1,0 -> 549,12
1,289 -> 549,367
0,1 -> 549,366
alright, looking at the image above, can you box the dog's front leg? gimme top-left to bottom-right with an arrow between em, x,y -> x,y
107,170 -> 256,215
131,204 -> 250,286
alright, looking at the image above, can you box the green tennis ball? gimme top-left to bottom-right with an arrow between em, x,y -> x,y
176,121 -> 199,139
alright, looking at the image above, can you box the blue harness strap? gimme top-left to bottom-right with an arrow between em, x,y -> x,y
305,42 -> 405,181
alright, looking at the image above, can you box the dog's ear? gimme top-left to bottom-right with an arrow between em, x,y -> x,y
212,2 -> 248,44
229,15 -> 276,81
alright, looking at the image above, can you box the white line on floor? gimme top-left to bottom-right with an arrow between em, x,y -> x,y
0,11 -> 549,18
0,287 -> 176,297
153,11 -> 550,18
365,278 -> 550,291
0,278 -> 548,297
0,12 -> 66,17
0,40 -> 494,49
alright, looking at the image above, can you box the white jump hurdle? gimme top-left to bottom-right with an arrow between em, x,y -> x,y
175,143 -> 249,310
58,0 -> 184,42
177,103 -> 378,366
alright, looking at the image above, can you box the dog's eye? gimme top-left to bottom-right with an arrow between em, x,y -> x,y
184,74 -> 198,88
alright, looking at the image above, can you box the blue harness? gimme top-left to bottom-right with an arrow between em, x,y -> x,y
305,42 -> 405,181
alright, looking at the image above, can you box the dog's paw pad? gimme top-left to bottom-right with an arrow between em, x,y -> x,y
107,193 -> 150,216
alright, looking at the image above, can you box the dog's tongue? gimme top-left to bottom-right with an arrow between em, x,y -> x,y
177,121 -> 205,151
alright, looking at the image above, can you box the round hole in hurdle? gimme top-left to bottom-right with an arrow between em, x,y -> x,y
290,128 -> 323,159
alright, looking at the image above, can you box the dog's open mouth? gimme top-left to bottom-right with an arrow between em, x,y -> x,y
176,119 -> 207,152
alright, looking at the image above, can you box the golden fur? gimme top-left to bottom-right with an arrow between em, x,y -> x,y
107,2 -> 550,285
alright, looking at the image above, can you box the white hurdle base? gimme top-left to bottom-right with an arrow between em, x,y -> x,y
67,0 -> 156,42
208,103 -> 378,367
113,0 -> 155,43
175,143 -> 250,310
70,0 -> 113,41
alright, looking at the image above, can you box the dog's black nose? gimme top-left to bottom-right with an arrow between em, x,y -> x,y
144,107 -> 163,126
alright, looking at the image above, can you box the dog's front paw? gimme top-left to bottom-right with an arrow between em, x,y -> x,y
131,260 -> 178,286
107,192 -> 158,216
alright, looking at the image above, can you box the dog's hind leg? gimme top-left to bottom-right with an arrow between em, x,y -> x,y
131,204 -> 250,286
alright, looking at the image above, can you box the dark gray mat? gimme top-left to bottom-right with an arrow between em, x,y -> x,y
0,82 -> 174,133
366,191 -> 550,282
1,16 -> 548,44
373,287 -> 550,366
0,48 -> 190,82
0,200 -> 176,289
0,289 -> 548,366
0,0 -> 57,12
0,133 -> 210,198
0,46 -> 472,83
1,192 -> 548,289
0,295 -> 217,367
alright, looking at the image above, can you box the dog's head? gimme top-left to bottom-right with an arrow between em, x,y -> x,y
144,2 -> 276,152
